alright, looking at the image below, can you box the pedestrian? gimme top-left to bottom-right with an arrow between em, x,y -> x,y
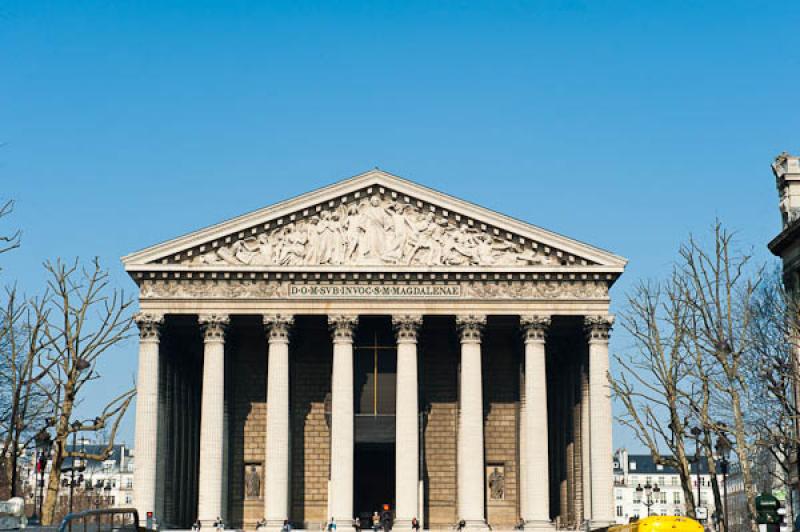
372,512 -> 381,532
354,517 -> 361,530
411,517 -> 419,531
282,520 -> 292,532
328,517 -> 337,532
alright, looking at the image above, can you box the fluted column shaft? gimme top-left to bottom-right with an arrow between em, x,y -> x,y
580,360 -> 592,524
197,314 -> 229,527
585,316 -> 614,527
263,315 -> 294,529
521,316 -> 554,532
133,313 -> 163,520
393,315 -> 422,528
329,315 -> 358,532
456,315 -> 488,530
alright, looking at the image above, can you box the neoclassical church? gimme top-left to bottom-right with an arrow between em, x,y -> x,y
123,170 -> 626,531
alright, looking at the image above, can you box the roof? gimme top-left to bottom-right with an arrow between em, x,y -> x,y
616,453 -> 713,475
61,443 -> 129,469
122,168 -> 628,273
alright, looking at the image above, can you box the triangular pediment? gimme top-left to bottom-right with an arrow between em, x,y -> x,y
122,169 -> 626,272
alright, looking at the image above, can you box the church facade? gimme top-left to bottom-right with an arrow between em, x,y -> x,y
123,170 -> 626,531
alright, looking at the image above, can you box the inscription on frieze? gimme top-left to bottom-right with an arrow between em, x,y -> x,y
288,283 -> 461,298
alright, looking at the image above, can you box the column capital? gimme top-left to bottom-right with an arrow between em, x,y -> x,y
392,314 -> 423,343
456,314 -> 486,344
328,314 -> 358,343
520,315 -> 551,343
584,315 -> 614,342
199,314 -> 230,343
134,312 -> 163,342
263,314 -> 294,343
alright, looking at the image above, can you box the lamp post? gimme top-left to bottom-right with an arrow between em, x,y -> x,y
690,426 -> 703,518
715,434 -> 732,532
31,428 -> 52,525
636,482 -> 660,517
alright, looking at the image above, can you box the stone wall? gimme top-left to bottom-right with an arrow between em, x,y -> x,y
483,318 -> 521,529
420,317 -> 459,528
290,316 -> 333,527
227,316 -> 268,529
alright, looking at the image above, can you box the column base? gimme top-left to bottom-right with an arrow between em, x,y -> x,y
590,520 -> 614,531
524,519 -> 555,532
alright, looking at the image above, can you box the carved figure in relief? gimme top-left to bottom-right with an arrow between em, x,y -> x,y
188,193 -> 570,267
488,466 -> 505,500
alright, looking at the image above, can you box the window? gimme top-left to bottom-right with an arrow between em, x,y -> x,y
633,493 -> 642,504
659,476 -> 665,486
125,495 -> 132,504
646,476 -> 652,485
657,464 -> 664,471
630,462 -> 637,471
126,478 -> 133,489
673,492 -> 681,505
617,506 -> 623,517
671,477 -> 679,486
616,492 -> 623,501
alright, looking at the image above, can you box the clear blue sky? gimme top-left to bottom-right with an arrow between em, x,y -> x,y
1,1 -> 798,449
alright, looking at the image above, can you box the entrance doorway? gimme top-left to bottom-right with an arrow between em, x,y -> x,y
354,442 -> 395,527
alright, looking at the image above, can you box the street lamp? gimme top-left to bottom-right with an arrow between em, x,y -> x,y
716,433 -> 732,532
31,428 -> 52,524
636,482 -> 661,517
690,426 -> 703,517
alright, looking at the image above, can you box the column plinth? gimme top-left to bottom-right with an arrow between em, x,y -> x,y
585,316 -> 614,528
456,315 -> 489,532
197,314 -> 230,529
263,315 -> 294,531
520,316 -> 554,532
133,313 -> 163,520
393,315 -> 423,529
328,315 -> 358,532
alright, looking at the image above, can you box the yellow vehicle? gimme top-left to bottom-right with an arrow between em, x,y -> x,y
609,516 -> 704,532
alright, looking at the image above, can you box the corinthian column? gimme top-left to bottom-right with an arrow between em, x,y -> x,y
197,314 -> 230,528
520,316 -> 554,532
133,313 -> 163,520
456,315 -> 488,531
393,315 -> 423,529
329,315 -> 358,532
263,315 -> 294,530
584,316 -> 614,528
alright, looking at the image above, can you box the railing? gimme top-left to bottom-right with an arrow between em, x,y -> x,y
58,508 -> 139,532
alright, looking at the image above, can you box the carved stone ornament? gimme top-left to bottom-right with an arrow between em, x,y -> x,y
520,315 -> 550,343
263,314 -> 294,343
134,312 -> 163,341
199,314 -> 230,342
185,194 -> 565,268
584,315 -> 614,341
138,279 -> 609,301
456,314 -> 486,343
392,314 -> 423,343
328,315 -> 358,343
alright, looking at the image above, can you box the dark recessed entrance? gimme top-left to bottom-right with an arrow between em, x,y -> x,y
354,442 -> 395,526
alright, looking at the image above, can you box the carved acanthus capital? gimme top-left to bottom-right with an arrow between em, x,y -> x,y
135,312 -> 163,342
328,315 -> 358,343
199,314 -> 230,342
456,314 -> 486,344
584,315 -> 614,342
263,314 -> 294,343
392,315 -> 423,343
520,315 -> 551,343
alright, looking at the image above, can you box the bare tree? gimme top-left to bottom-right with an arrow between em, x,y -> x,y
610,276 -> 699,517
0,200 -> 21,265
678,223 -> 761,532
0,286 -> 51,498
37,258 -> 135,525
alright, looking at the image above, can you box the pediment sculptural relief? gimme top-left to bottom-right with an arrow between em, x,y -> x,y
189,194 -> 564,267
